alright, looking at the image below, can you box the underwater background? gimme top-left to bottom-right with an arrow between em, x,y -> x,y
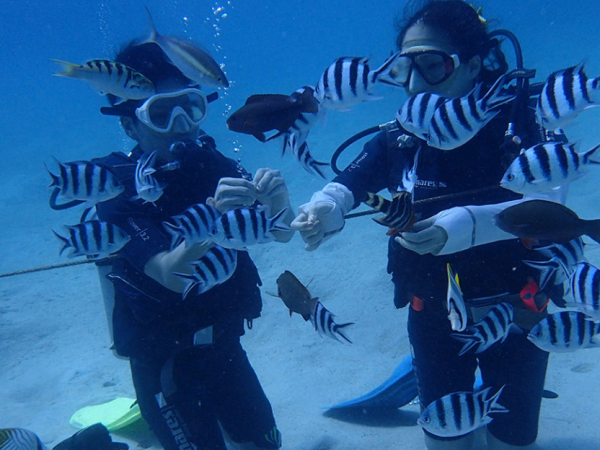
1,0 -> 600,448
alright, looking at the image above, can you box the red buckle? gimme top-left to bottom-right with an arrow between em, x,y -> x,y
411,295 -> 425,311
520,278 -> 548,312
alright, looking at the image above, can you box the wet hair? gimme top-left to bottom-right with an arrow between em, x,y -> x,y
394,0 -> 508,85
106,41 -> 191,107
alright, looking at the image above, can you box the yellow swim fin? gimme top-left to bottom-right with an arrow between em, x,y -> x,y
69,397 -> 142,432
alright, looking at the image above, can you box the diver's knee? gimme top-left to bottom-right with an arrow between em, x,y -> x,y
424,432 -> 474,450
486,429 -> 536,450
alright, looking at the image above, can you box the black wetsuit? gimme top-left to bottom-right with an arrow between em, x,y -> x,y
335,107 -> 549,446
94,136 -> 281,450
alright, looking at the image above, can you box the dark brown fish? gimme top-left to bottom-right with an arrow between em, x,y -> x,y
493,200 -> 600,244
226,89 -> 319,142
276,270 -> 318,320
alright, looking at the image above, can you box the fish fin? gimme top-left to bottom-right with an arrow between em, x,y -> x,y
141,5 -> 159,44
450,333 -> 479,356
298,88 -> 320,114
332,322 -> 354,343
52,229 -> 71,256
264,290 -> 279,298
253,132 -> 267,142
582,219 -> 600,244
50,59 -> 79,77
268,207 -> 291,232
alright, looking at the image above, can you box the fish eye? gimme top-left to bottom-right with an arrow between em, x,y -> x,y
506,174 -> 514,181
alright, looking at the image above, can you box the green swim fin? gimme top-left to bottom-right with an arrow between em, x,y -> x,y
70,398 -> 142,432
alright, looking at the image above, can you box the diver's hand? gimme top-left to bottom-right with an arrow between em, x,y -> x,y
254,168 -> 289,213
291,183 -> 354,251
207,177 -> 257,213
395,217 -> 448,255
254,168 -> 294,242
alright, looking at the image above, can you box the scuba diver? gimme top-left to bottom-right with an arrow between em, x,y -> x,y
292,1 -> 560,449
50,38 -> 293,450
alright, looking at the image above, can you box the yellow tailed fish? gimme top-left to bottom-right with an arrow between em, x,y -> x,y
52,59 -> 155,104
447,264 -> 468,332
141,6 -> 229,88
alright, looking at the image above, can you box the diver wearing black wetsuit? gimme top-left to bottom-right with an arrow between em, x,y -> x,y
94,138 -> 281,450
334,106 -> 550,446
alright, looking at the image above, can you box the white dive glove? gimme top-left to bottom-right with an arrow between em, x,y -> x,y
396,200 -> 524,255
291,182 -> 354,251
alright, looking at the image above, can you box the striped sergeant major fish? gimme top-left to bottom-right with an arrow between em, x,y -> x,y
565,262 -> 600,321
51,59 -> 155,104
141,7 -> 228,88
447,264 -> 468,332
418,386 -> 508,438
524,238 -> 585,291
500,142 -> 600,195
163,203 -> 221,249
134,150 -> 165,204
275,270 -> 353,343
396,92 -> 446,140
536,64 -> 600,131
451,303 -> 514,356
284,133 -> 329,179
0,428 -> 46,450
426,74 -> 514,150
314,57 -> 383,111
47,159 -> 124,205
53,220 -> 130,258
209,206 -> 290,249
528,310 -> 600,352
363,191 -> 415,234
174,246 -> 237,299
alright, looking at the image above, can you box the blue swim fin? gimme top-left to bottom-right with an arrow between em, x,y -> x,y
327,354 -> 417,410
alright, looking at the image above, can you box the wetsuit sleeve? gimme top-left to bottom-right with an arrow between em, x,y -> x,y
333,131 -> 396,209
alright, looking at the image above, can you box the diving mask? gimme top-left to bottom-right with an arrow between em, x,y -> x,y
388,50 -> 461,86
135,88 -> 208,133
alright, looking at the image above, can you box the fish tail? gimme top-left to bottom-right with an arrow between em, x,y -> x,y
333,321 -> 354,343
162,221 -> 184,249
52,229 -> 71,256
309,160 -> 329,179
582,144 -> 600,164
451,333 -> 479,356
173,272 -> 197,299
50,59 -> 79,77
268,207 -> 291,232
299,88 -> 320,114
583,219 -> 600,244
482,74 -> 514,110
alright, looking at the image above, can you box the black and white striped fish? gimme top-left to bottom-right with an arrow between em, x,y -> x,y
501,143 -> 600,194
566,262 -> 600,320
163,203 -> 221,249
528,310 -> 600,352
418,386 -> 508,437
47,159 -> 124,204
536,64 -> 600,131
447,264 -> 468,332
452,303 -> 514,356
53,220 -> 130,258
134,150 -> 165,204
427,75 -> 514,150
311,301 -> 354,343
284,133 -> 329,178
363,191 -> 415,233
52,59 -> 155,104
315,57 -> 382,110
525,238 -> 585,290
396,92 -> 446,140
0,428 -> 46,450
174,246 -> 237,298
209,206 -> 290,249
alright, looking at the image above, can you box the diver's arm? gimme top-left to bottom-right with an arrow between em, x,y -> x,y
398,190 -> 566,255
144,241 -> 214,293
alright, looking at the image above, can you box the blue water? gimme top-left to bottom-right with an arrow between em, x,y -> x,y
2,1 -> 600,448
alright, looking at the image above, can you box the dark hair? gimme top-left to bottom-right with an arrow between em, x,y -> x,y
106,41 -> 191,107
395,0 -> 507,85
